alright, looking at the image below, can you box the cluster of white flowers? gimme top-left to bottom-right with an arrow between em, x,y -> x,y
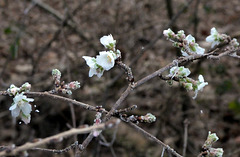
7,83 -> 31,96
169,66 -> 208,99
7,83 -> 34,124
163,28 -> 205,56
9,93 -> 34,124
192,75 -> 208,99
203,132 -> 224,157
83,35 -> 121,78
169,66 -> 191,78
206,27 -> 227,48
181,35 -> 205,56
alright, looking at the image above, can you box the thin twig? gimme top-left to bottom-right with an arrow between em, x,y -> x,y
31,141 -> 78,154
161,147 -> 166,157
28,0 -> 90,42
128,122 -> 183,157
0,121 -> 117,156
106,0 -> 195,88
116,60 -> 134,83
24,92 -> 107,113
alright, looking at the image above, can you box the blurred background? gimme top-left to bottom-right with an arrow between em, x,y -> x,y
0,0 -> 240,156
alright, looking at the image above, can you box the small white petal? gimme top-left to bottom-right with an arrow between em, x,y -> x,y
210,27 -> 218,35
9,103 -> 17,111
198,82 -> 208,90
196,46 -> 205,55
170,66 -> 178,75
21,103 -> 32,115
11,108 -> 20,117
100,34 -> 116,48
89,68 -> 97,77
186,35 -> 195,43
211,41 -> 220,48
25,98 -> 34,102
21,115 -> 31,124
198,75 -> 204,82
96,51 -> 115,70
206,36 -> 215,43
82,56 -> 96,68
96,70 -> 104,78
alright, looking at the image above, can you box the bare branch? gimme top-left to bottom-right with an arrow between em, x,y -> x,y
0,120 -> 118,156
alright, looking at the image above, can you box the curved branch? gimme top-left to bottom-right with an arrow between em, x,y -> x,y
0,120 -> 119,156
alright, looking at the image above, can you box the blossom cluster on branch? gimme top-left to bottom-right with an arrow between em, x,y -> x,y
1,26 -> 240,157
83,34 -> 121,78
7,83 -> 34,124
163,27 -> 239,99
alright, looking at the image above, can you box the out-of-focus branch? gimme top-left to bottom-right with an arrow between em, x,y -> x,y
0,121 -> 118,157
27,0 -> 94,43
107,0 -> 195,88
129,122 -> 183,157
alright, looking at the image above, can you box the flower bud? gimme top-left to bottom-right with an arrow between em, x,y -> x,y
20,82 -> 31,92
52,69 -> 61,80
7,84 -> 20,96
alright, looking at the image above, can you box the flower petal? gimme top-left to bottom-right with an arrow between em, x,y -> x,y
96,51 -> 115,70
9,103 -> 17,111
11,107 -> 20,117
21,103 -> 32,115
82,56 -> 96,68
186,35 -> 195,43
198,75 -> 204,82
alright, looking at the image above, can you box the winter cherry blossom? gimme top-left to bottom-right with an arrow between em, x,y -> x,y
96,51 -> 115,71
9,93 -> 34,124
206,27 -> 222,48
169,66 -> 191,78
7,84 -> 20,96
66,81 -> 81,90
181,35 -> 205,56
20,82 -> 31,92
82,56 -> 104,78
209,148 -> 224,157
193,75 -> 208,99
100,34 -> 116,49
52,69 -> 61,80
163,28 -> 175,39
230,38 -> 239,48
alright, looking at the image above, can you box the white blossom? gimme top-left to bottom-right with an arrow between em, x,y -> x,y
9,93 -> 34,124
163,28 -> 175,38
182,35 -> 205,56
96,51 -> 115,71
20,82 -> 31,92
100,34 -> 116,49
197,75 -> 208,90
209,148 -> 224,157
169,66 -> 191,78
7,84 -> 20,96
206,27 -> 222,48
193,75 -> 208,99
230,38 -> 239,48
82,56 -> 104,78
